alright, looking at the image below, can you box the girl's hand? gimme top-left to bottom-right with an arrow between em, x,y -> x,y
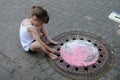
46,39 -> 58,45
50,48 -> 58,54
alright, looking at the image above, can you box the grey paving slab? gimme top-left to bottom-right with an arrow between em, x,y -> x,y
0,66 -> 15,80
99,77 -> 106,80
51,72 -> 61,80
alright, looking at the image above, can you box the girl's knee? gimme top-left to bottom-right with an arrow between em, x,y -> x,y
30,41 -> 41,50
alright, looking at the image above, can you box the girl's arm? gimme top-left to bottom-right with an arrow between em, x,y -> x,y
27,27 -> 52,51
41,25 -> 58,44
41,25 -> 50,41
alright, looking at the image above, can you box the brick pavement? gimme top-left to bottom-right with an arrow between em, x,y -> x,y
0,0 -> 120,80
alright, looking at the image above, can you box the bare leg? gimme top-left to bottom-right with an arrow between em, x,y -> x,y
30,41 -> 58,60
38,47 -> 58,60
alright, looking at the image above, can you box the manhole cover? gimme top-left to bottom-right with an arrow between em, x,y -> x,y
47,31 -> 115,80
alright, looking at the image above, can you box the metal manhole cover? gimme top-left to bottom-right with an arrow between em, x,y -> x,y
47,31 -> 115,80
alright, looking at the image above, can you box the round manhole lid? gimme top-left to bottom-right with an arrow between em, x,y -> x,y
47,31 -> 115,80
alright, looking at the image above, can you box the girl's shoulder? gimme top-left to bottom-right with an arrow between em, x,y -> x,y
21,18 -> 32,27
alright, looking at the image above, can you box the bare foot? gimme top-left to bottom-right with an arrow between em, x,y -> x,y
50,48 -> 58,54
46,39 -> 58,45
48,53 -> 58,60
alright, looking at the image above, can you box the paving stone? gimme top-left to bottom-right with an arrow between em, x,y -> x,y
114,64 -> 120,72
0,54 -> 3,60
99,77 -> 106,80
51,72 -> 62,80
44,78 -> 53,80
0,66 -> 16,80
13,58 -> 32,70
105,73 -> 116,80
39,72 -> 49,80
44,67 -> 55,76
61,76 -> 71,80
115,74 -> 120,80
109,69 -> 120,78
40,62 -> 51,71
0,54 -> 16,74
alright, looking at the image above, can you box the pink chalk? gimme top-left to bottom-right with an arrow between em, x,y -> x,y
60,45 -> 99,67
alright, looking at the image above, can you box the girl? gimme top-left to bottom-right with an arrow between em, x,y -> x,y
20,6 -> 58,60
